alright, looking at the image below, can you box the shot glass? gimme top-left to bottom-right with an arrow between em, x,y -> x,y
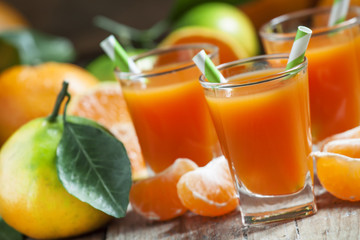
200,54 -> 317,225
116,44 -> 222,174
260,6 -> 360,144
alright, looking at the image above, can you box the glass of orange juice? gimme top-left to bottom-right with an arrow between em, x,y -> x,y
115,44 -> 222,174
260,6 -> 360,144
200,54 -> 317,225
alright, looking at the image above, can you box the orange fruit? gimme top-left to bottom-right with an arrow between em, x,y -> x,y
177,156 -> 239,217
0,116 -> 112,239
313,135 -> 360,201
172,2 -> 259,57
161,2 -> 258,63
129,158 -> 198,221
160,27 -> 250,64
0,62 -> 99,145
0,1 -> 28,32
69,82 -> 147,180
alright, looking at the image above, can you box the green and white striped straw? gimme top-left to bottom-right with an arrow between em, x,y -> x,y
328,0 -> 350,26
192,50 -> 226,83
286,26 -> 312,71
100,35 -> 141,74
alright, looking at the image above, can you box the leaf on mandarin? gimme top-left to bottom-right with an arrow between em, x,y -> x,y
56,122 -> 132,218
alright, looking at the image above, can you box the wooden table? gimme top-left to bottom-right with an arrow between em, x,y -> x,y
55,178 -> 360,240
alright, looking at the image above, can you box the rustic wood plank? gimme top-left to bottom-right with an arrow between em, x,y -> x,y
104,179 -> 360,240
297,187 -> 360,239
26,229 -> 106,240
24,179 -> 360,239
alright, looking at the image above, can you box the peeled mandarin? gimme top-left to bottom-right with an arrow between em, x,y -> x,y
129,158 -> 198,221
313,150 -> 360,201
318,126 -> 360,150
314,137 -> 360,201
177,156 -> 239,217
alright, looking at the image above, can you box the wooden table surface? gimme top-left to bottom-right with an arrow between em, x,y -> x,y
51,178 -> 360,240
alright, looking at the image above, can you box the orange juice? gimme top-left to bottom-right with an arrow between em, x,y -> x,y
263,33 -> 360,142
260,7 -> 360,143
117,44 -> 220,173
204,68 -> 311,195
122,78 -> 219,173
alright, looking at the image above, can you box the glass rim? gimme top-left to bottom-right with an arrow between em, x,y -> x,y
115,43 -> 219,80
200,54 -> 307,89
259,6 -> 360,41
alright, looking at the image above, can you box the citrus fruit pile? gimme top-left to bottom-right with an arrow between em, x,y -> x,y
129,156 -> 239,221
313,126 -> 360,201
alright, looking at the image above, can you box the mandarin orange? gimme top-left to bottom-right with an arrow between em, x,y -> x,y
177,156 -> 239,217
0,115 -> 113,239
129,158 -> 198,221
0,62 -> 98,145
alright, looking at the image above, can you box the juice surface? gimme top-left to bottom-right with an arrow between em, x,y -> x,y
122,67 -> 220,173
206,69 -> 311,195
263,32 -> 360,142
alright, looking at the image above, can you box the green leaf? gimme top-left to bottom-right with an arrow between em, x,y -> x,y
0,216 -> 23,240
56,122 -> 132,218
0,28 -> 75,71
167,0 -> 254,23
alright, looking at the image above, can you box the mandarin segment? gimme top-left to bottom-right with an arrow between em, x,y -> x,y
318,126 -> 360,150
314,151 -> 360,201
323,138 -> 360,158
69,82 -> 147,180
129,158 -> 198,221
177,156 -> 239,217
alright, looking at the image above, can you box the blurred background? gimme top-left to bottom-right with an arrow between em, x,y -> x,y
5,0 -> 173,63
1,0 -> 332,69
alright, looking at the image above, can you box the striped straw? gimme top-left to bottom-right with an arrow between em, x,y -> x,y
286,26 -> 312,71
328,0 -> 350,26
100,35 -> 141,74
192,50 -> 226,83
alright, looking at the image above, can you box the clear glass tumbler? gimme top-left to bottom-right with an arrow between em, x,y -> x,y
116,44 -> 222,174
200,54 -> 317,225
260,6 -> 360,144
